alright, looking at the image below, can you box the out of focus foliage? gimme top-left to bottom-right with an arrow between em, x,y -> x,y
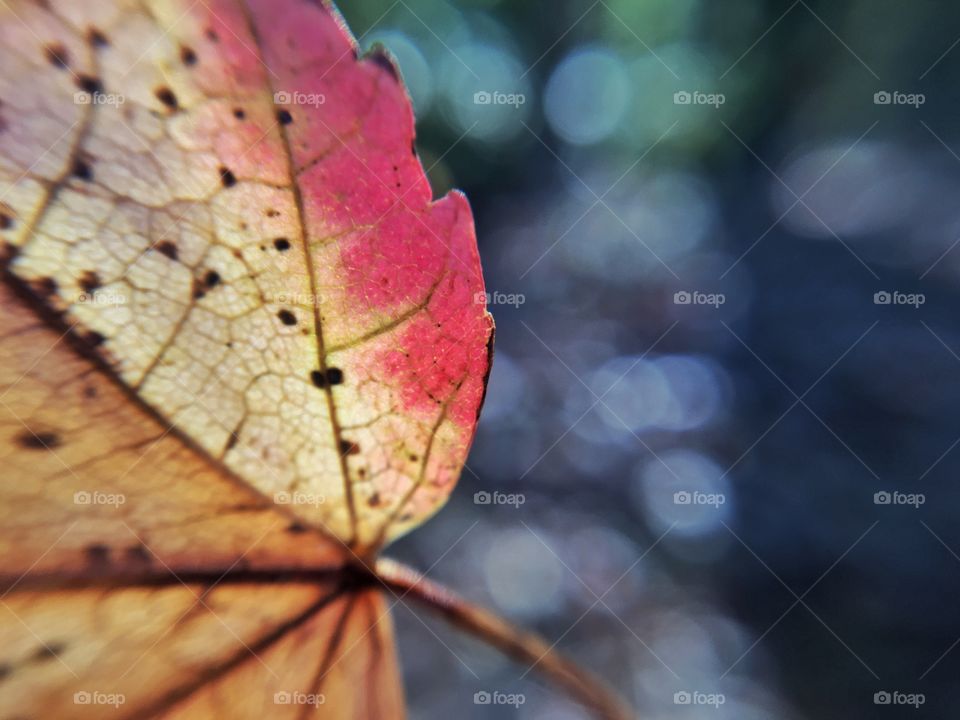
340,1 -> 960,718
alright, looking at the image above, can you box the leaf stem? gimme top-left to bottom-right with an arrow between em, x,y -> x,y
375,557 -> 636,720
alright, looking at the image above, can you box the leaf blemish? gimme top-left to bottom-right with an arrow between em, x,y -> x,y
76,74 -> 103,95
273,237 -> 290,251
72,158 -> 92,181
33,276 -> 58,298
79,270 -> 100,293
125,545 -> 151,564
310,367 -> 343,388
154,86 -> 178,110
180,44 -> 197,66
155,240 -> 178,261
44,43 -> 69,69
17,431 -> 60,449
219,166 -> 237,187
32,642 -> 66,662
277,309 -> 297,326
88,28 -> 109,48
84,544 -> 110,564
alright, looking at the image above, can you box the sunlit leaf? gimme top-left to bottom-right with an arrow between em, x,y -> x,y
0,0 -> 492,716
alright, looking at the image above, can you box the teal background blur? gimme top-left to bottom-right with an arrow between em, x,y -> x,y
339,1 -> 960,718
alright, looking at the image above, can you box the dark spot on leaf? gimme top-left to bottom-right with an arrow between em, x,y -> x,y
0,213 -> 11,230
32,276 -> 58,298
286,522 -> 308,534
368,492 -> 381,507
155,240 -> 178,260
225,432 -> 238,450
83,385 -> 97,398
33,642 -> 66,662
88,28 -> 109,47
233,107 -> 245,120
17,431 -> 59,449
44,43 -> 69,69
276,109 -> 292,125
85,544 -> 110,564
310,367 -> 343,388
273,237 -> 290,251
180,44 -> 197,66
79,270 -> 100,293
192,279 -> 205,300
154,86 -> 178,110
339,439 -> 360,456
76,75 -> 102,94
409,454 -> 418,462
72,158 -> 92,181
84,330 -> 106,347
326,367 -> 343,385
206,28 -> 219,42
204,270 -> 220,288
266,208 -> 279,217
219,166 -> 236,187
125,545 -> 151,564
277,309 -> 296,326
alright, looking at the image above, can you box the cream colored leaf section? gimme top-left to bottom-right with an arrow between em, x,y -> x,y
0,0 -> 492,551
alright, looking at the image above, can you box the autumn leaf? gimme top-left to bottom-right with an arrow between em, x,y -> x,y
0,2 -> 629,719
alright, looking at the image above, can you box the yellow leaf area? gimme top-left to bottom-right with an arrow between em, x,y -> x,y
0,0 -> 492,717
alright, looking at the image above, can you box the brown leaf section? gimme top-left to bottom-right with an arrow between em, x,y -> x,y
0,266 -> 404,717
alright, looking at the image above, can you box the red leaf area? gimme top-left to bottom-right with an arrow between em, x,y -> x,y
203,0 -> 492,429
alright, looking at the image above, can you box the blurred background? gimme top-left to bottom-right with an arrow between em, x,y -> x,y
338,1 -> 960,718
